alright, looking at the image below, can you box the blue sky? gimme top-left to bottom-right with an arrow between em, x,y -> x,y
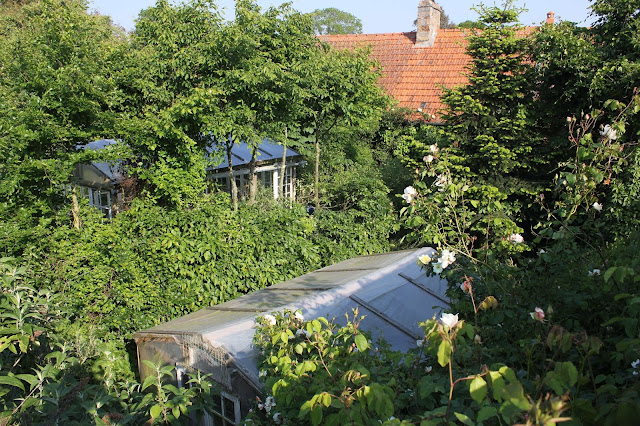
88,0 -> 594,33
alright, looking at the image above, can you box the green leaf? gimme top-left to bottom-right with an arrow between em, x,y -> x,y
565,173 -> 576,185
299,400 -> 312,418
310,405 -> 323,425
469,376 -> 487,403
437,339 -> 452,367
354,334 -> 368,352
477,405 -> 497,422
150,404 -> 163,419
604,267 -> 617,283
321,392 -> 332,407
454,412 -> 474,425
163,384 -> 180,395
503,382 -> 531,410
0,375 -> 25,391
141,375 -> 157,391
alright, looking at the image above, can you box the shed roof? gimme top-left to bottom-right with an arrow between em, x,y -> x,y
77,139 -> 122,184
207,139 -> 301,171
133,247 -> 450,390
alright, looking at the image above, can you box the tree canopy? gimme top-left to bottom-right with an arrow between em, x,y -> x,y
0,0 -> 125,211
311,7 -> 362,35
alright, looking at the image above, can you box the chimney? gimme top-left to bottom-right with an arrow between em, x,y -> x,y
546,11 -> 555,24
416,0 -> 442,47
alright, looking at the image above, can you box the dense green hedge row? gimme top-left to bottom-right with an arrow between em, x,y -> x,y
0,194 -> 392,337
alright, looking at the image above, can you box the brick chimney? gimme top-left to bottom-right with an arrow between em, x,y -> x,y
546,11 -> 555,24
416,0 -> 442,48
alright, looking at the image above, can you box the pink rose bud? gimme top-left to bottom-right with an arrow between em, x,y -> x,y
530,307 -> 545,321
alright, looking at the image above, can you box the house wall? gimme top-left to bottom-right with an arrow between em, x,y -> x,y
208,162 -> 300,200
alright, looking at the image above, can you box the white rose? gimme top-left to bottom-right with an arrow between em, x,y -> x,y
600,124 -> 617,140
402,186 -> 418,203
262,314 -> 276,326
440,313 -> 459,330
508,233 -> 524,244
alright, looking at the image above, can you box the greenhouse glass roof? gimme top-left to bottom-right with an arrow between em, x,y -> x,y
133,247 -> 450,390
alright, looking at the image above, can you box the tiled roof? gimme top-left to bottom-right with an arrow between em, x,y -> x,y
319,30 -> 471,118
319,28 -> 538,120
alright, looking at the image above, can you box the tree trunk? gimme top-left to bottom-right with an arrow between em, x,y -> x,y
71,185 -> 81,230
248,147 -> 257,204
226,138 -> 238,211
314,130 -> 320,209
279,127 -> 288,201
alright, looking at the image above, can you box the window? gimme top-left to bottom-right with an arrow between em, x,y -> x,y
176,365 -> 240,426
282,167 -> 294,199
258,170 -> 273,189
78,186 -> 112,219
206,392 -> 240,426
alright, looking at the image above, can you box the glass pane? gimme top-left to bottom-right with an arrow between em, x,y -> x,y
283,167 -> 292,198
100,192 -> 110,207
261,171 -> 273,188
211,395 -> 222,414
223,396 -> 235,420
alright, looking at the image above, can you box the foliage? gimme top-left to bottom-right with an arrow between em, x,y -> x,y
398,93 -> 640,425
121,0 -> 224,207
297,43 -> 388,207
457,20 -> 485,29
0,193 -> 393,338
249,308 -> 569,425
530,0 -> 640,160
407,1 -> 543,254
0,0 -> 125,210
310,7 -> 362,35
0,257 -> 218,424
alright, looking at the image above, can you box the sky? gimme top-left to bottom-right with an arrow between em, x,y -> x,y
88,0 -> 595,34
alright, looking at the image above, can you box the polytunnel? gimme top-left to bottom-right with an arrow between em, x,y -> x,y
133,247 -> 451,425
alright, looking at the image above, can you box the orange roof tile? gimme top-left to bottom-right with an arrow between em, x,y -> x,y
319,30 -> 471,119
319,28 -> 538,120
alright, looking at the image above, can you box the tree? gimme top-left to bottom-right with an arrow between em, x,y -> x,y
530,0 -> 640,234
407,1 -> 542,252
215,0 -> 316,207
440,11 -> 456,28
440,2 -> 541,190
0,0 -> 125,215
457,20 -> 484,29
297,45 -> 388,208
311,7 -> 362,35
122,0 -> 224,207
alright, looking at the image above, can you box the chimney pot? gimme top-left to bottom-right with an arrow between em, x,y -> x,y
416,0 -> 442,48
546,11 -> 555,24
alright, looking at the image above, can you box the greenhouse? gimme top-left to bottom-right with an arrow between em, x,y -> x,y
133,247 -> 450,424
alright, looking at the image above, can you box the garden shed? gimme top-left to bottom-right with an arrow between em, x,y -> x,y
206,139 -> 304,200
133,247 -> 450,424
